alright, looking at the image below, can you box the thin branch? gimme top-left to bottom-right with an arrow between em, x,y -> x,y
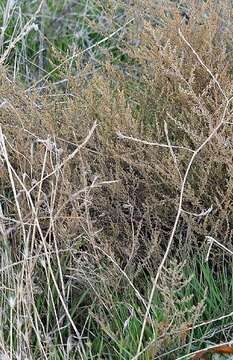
206,236 -> 233,257
182,205 -> 213,217
117,132 -> 194,152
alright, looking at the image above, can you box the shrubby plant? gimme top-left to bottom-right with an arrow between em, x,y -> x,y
0,0 -> 232,358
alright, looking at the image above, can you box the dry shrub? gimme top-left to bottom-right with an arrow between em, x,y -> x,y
0,0 -> 233,281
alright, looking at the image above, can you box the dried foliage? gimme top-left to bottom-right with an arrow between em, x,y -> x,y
0,1 -> 233,357
1,0 -> 233,275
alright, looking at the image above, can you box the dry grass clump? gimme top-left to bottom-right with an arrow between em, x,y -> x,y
1,0 -> 233,274
0,0 -> 233,358
59,1 -> 233,269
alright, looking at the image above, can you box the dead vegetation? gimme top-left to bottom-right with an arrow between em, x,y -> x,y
0,0 -> 233,358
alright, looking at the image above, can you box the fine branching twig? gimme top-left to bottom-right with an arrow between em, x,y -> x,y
206,236 -> 233,259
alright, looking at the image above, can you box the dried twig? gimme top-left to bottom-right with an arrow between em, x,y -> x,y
206,236 -> 233,258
